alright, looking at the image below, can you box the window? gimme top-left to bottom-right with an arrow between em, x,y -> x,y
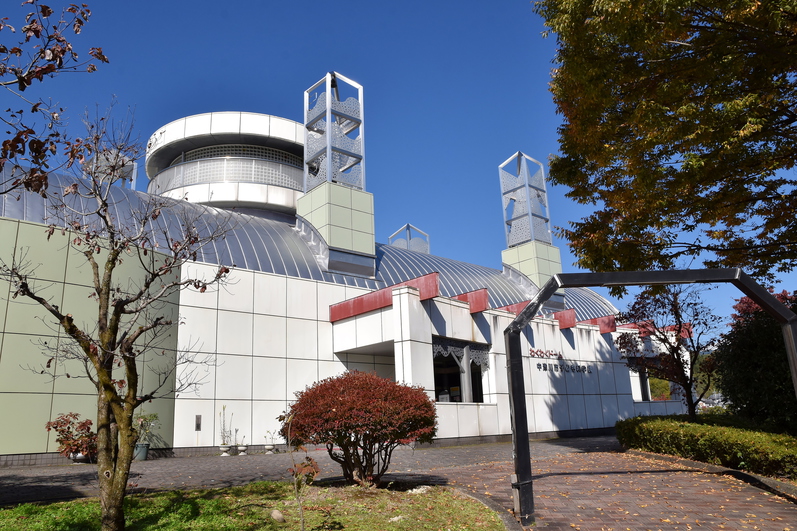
432,337 -> 489,403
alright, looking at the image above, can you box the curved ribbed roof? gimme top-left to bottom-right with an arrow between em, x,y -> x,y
0,172 -> 616,319
375,244 -> 531,309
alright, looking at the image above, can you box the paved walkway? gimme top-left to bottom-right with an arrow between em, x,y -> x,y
2,436 -> 797,530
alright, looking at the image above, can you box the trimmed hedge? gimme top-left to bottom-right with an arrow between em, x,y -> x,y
616,415 -> 797,480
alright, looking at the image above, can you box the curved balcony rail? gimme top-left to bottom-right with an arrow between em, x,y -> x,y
148,157 -> 304,195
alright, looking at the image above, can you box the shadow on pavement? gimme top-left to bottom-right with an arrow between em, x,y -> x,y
0,470 -> 97,506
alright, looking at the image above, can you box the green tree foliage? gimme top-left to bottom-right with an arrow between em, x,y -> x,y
648,377 -> 671,401
281,371 -> 437,487
616,285 -> 721,420
714,290 -> 797,432
533,0 -> 797,281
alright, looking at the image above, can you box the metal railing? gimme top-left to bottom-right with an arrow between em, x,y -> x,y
147,157 -> 304,195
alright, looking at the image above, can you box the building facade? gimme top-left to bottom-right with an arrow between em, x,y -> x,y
0,73 -> 683,461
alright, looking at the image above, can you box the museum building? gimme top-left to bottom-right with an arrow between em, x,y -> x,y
0,72 -> 684,462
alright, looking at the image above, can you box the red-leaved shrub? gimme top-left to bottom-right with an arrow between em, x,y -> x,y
281,371 -> 437,486
45,412 -> 98,459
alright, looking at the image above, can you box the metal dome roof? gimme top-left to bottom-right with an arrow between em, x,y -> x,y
0,172 -> 616,320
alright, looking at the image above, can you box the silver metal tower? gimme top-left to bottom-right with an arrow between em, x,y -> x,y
499,152 -> 551,247
304,72 -> 365,192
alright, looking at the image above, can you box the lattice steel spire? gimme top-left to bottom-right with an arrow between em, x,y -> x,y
499,152 -> 551,247
304,72 -> 365,192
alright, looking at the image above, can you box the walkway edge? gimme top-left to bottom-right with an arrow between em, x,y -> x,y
625,449 -> 797,504
452,487 -> 525,531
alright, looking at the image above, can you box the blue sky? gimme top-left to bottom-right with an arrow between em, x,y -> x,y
9,0 -> 795,324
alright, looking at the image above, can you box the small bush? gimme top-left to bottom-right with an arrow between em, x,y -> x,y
45,412 -> 98,459
616,415 -> 797,479
281,371 -> 437,486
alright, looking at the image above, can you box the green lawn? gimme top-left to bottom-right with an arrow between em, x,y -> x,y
0,481 -> 507,530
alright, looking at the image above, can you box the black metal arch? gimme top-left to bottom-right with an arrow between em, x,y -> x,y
503,268 -> 797,526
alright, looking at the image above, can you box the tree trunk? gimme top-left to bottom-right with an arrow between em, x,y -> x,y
683,384 -> 698,422
96,394 -> 136,531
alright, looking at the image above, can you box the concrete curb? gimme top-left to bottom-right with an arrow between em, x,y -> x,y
625,449 -> 797,504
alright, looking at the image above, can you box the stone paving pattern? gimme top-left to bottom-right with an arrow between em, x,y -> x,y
1,436 -> 796,530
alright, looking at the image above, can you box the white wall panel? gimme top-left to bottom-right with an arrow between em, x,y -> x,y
355,311 -> 384,347
217,311 -> 253,355
332,318 -> 356,352
581,368 -> 600,395
567,395 -> 587,430
252,314 -> 286,358
435,404 -> 459,439
532,395 -> 554,433
286,358 -> 321,396
317,322 -> 334,361
617,395 -> 635,420
317,282 -> 347,321
613,364 -> 633,395
286,278 -> 317,320
179,263 -> 219,309
210,112 -> 241,135
551,395 -> 571,430
240,113 -> 270,136
219,270 -> 254,312
584,395 -> 604,429
601,394 -> 620,426
450,303 -> 471,341
254,273 -> 286,316
252,400 -> 287,441
429,300 -> 452,337
597,363 -> 617,395
477,404 -> 500,436
286,318 -> 318,359
252,357 -> 286,400
215,354 -> 253,399
317,360 -> 346,382
179,306 -> 218,353
172,399 -> 215,447
456,404 -> 481,437
564,367 -> 585,395
183,113 -> 211,138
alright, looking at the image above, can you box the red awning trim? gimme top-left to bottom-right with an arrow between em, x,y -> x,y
329,273 -> 440,322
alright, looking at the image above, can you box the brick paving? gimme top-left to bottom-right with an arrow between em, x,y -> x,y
2,436 -> 796,530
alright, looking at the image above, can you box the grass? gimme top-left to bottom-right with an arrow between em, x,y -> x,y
0,480 -> 506,530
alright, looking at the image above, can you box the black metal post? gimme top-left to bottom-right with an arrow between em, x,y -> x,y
505,327 -> 534,525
